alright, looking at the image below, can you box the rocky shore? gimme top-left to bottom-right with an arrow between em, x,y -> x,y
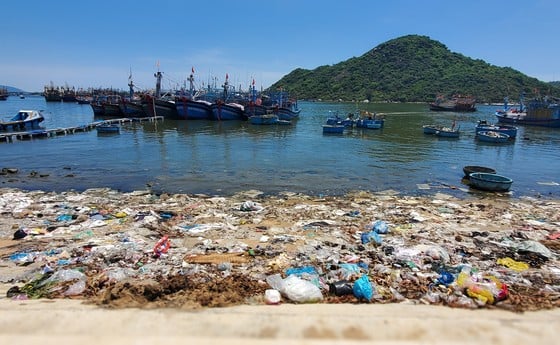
0,187 -> 559,311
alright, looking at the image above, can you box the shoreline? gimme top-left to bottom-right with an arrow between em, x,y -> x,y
1,299 -> 559,344
0,187 -> 558,307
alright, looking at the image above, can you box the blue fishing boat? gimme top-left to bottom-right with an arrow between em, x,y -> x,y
0,110 -> 45,131
175,69 -> 212,120
141,70 -> 179,119
422,124 -> 444,134
435,127 -> 459,138
496,94 -> 560,128
326,112 -> 355,127
96,123 -> 120,134
356,111 -> 384,129
476,131 -> 510,143
469,172 -> 513,192
475,120 -> 517,138
209,74 -> 247,121
322,124 -> 345,134
356,118 -> 384,129
249,114 -> 280,125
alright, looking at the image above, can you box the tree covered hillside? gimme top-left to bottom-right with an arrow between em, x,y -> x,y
270,35 -> 560,103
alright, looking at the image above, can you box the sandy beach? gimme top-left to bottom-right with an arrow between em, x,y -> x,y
1,298 -> 559,344
0,187 -> 559,343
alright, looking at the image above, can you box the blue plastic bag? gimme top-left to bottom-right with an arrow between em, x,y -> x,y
372,220 -> 389,234
353,275 -> 374,301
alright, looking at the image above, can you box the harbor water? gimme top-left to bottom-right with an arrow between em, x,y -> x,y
1,95 -> 559,198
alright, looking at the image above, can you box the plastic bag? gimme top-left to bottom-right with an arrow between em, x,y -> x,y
353,275 -> 374,302
266,274 -> 323,303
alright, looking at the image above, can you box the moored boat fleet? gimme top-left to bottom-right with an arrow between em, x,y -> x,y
43,72 -> 301,123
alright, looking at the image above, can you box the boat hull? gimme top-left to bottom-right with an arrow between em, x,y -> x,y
120,101 -> 147,117
463,166 -> 496,178
175,99 -> 212,120
435,129 -> 460,138
469,172 -> 513,192
476,131 -> 510,143
142,98 -> 178,119
210,103 -> 246,121
357,119 -> 384,129
496,113 -> 560,128
423,125 -> 443,134
476,122 -> 517,138
322,124 -> 345,134
249,114 -> 280,125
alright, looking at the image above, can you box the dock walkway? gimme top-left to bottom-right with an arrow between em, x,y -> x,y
0,116 -> 163,143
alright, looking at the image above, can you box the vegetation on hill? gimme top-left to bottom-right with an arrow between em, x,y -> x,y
270,35 -> 560,103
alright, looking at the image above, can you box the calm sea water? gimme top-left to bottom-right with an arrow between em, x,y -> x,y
1,95 -> 559,198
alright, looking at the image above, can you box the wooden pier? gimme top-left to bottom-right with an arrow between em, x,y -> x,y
0,116 -> 163,143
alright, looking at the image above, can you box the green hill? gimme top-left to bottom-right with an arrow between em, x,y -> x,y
270,35 -> 560,103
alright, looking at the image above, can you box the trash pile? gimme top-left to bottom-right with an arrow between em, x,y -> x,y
1,187 -> 559,311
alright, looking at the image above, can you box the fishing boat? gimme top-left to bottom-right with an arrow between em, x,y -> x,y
96,123 -> 120,134
0,87 -> 8,101
322,124 -> 345,134
326,112 -> 355,127
422,124 -> 444,134
463,165 -> 496,178
270,89 -> 300,121
356,118 -> 384,129
434,127 -> 460,138
429,94 -> 476,112
475,120 -> 517,138
355,111 -> 384,129
476,130 -> 510,143
249,114 -> 282,125
175,69 -> 212,120
141,70 -> 179,119
209,74 -> 247,121
0,110 -> 45,131
43,83 -> 62,102
469,172 -> 513,192
176,97 -> 212,120
495,95 -> 560,128
210,101 -> 246,121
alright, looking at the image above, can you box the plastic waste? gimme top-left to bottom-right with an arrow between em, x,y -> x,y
361,231 -> 382,245
240,201 -> 263,212
329,280 -> 354,296
12,228 -> 28,240
153,235 -> 171,257
456,271 -> 508,305
497,257 -> 530,272
266,273 -> 323,303
435,271 -> 455,286
352,275 -> 374,302
371,220 -> 389,234
264,289 -> 281,304
285,266 -> 318,277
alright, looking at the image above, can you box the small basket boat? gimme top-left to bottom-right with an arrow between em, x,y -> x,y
469,172 -> 513,192
463,165 -> 496,178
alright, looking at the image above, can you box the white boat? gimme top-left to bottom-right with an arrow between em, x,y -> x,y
0,110 -> 45,131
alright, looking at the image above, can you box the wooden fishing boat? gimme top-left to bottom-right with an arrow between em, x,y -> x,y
463,166 -> 496,178
469,172 -> 513,192
476,130 -> 510,143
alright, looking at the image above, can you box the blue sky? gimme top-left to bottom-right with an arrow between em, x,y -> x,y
1,0 -> 558,92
